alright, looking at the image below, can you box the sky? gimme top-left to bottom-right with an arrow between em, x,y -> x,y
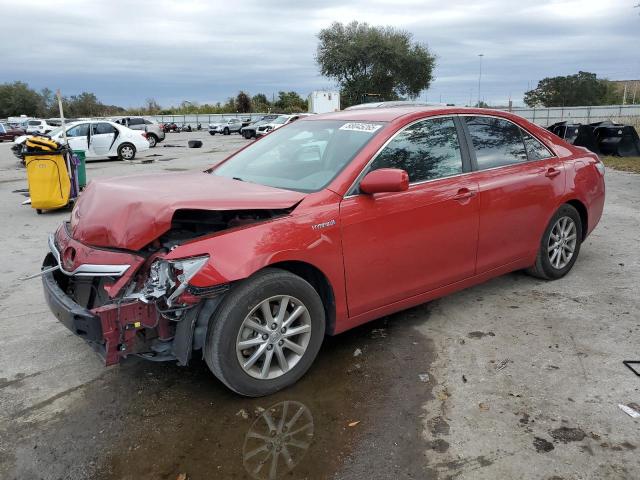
1,0 -> 639,108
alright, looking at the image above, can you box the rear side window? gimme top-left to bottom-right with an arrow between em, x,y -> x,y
465,116 -> 527,170
369,117 -> 463,183
92,123 -> 117,135
128,118 -> 145,126
67,123 -> 90,137
522,131 -> 553,160
28,120 -> 41,126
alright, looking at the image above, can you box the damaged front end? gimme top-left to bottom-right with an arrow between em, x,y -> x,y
41,222 -> 230,367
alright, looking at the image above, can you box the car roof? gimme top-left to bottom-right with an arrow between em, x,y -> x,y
305,106 -> 527,124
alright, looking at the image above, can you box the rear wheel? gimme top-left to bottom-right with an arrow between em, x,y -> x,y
146,134 -> 157,148
204,268 -> 325,397
527,204 -> 582,280
224,127 -> 230,135
117,143 -> 136,160
244,130 -> 253,139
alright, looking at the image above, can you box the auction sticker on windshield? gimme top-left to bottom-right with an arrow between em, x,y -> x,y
339,122 -> 382,133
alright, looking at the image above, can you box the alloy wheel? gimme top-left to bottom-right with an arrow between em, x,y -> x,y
236,295 -> 312,380
147,135 -> 156,147
120,145 -> 134,159
547,216 -> 577,269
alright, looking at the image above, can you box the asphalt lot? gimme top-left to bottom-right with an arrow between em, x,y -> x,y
0,131 -> 639,480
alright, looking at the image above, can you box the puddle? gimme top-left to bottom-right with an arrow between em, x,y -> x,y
4,306 -> 436,480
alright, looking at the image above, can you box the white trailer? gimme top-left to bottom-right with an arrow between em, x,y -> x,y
308,91 -> 340,114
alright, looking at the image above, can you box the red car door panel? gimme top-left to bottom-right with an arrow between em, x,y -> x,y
340,178 -> 479,316
461,115 -> 567,273
473,159 -> 566,272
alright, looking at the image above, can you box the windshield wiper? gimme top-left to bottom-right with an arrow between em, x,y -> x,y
232,176 -> 244,182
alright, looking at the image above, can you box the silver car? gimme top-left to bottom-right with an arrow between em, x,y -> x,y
113,117 -> 165,147
208,118 -> 243,135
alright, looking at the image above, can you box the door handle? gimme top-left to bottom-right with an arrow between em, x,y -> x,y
453,188 -> 476,200
545,168 -> 561,178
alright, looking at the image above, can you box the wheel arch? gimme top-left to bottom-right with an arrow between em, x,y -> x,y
265,260 -> 337,336
564,199 -> 588,240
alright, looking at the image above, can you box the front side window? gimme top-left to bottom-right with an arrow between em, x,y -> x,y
66,123 -> 90,137
465,116 -> 527,170
214,120 -> 383,192
522,131 -> 553,160
369,117 -> 463,183
92,123 -> 117,135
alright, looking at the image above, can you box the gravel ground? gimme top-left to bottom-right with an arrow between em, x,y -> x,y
0,132 -> 638,480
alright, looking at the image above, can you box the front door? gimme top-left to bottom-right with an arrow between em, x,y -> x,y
64,122 -> 90,153
340,116 -> 479,317
89,122 -> 118,157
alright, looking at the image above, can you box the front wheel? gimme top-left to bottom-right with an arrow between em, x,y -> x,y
527,204 -> 582,280
117,143 -> 136,160
204,268 -> 325,397
209,131 -> 216,136
223,127 -> 230,135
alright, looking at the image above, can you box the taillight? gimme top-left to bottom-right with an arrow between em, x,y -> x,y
141,132 -> 147,138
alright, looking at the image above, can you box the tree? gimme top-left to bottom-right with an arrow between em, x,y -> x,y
524,71 -> 619,107
235,91 -> 252,113
316,21 -> 436,107
251,93 -> 270,112
273,91 -> 307,113
0,81 -> 45,117
144,98 -> 161,114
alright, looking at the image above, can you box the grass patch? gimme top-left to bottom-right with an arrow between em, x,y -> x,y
601,156 -> 640,174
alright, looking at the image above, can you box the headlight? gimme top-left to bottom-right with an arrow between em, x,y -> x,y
143,255 -> 209,306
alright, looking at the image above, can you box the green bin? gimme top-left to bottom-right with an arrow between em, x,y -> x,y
72,150 -> 87,188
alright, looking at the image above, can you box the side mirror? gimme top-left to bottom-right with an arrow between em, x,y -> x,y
359,168 -> 409,195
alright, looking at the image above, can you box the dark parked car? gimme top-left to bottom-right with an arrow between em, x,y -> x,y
0,122 -> 26,141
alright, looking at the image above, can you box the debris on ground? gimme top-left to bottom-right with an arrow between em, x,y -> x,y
418,373 -> 430,383
176,474 -> 188,480
462,375 -> 467,383
479,403 -> 490,411
348,421 -> 360,427
353,348 -> 362,357
618,404 -> 640,418
495,358 -> 511,371
370,328 -> 387,339
235,409 -> 249,420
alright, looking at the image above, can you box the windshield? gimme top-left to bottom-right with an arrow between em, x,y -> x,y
271,116 -> 289,125
45,126 -> 65,138
28,120 -> 41,126
213,119 -> 384,193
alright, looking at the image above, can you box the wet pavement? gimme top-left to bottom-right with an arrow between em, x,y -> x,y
3,307 -> 435,480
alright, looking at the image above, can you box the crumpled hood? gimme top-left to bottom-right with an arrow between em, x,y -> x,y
70,171 -> 305,250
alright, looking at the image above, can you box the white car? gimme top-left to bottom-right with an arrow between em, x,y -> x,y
26,119 -> 57,134
15,120 -> 150,160
254,114 -> 313,136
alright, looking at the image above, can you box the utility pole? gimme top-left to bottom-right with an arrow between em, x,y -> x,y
477,54 -> 484,107
622,83 -> 628,105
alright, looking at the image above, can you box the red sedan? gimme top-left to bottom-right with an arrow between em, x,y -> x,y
41,106 -> 605,396
0,122 -> 26,141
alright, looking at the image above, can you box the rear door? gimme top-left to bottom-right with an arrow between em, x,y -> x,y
461,115 -> 565,273
89,122 -> 118,157
340,116 -> 479,317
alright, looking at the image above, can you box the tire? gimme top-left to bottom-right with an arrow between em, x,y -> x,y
209,131 -> 216,136
188,140 -> 203,148
244,130 -> 253,139
527,204 -> 582,280
147,134 -> 157,148
204,268 -> 325,397
117,143 -> 136,160
223,127 -> 230,135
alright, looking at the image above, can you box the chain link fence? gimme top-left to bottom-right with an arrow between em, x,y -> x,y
505,105 -> 640,128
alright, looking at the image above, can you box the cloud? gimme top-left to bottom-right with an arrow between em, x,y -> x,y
0,0 -> 637,107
